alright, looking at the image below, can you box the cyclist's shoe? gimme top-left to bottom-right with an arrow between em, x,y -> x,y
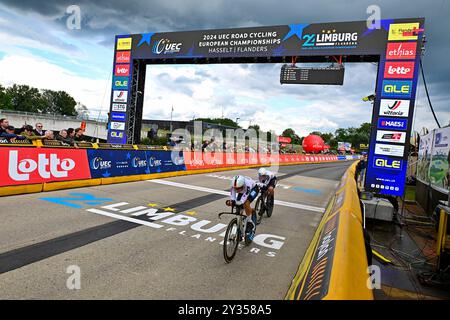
247,229 -> 255,241
246,220 -> 255,233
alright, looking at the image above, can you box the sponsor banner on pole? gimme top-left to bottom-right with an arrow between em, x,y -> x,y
0,148 -> 90,186
379,99 -> 410,117
385,42 -> 417,60
377,117 -> 408,130
375,143 -> 405,157
112,103 -> 127,112
376,130 -> 407,144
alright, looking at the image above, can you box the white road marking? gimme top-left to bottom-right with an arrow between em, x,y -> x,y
86,208 -> 163,229
146,179 -> 325,213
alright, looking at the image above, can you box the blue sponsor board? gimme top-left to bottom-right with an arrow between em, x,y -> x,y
111,112 -> 127,121
147,150 -> 186,174
381,80 -> 412,98
377,117 -> 408,130
87,149 -> 186,178
365,155 -> 407,196
112,76 -> 130,90
337,155 -> 347,161
108,130 -> 127,144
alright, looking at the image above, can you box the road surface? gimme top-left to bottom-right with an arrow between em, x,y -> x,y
0,161 -> 353,299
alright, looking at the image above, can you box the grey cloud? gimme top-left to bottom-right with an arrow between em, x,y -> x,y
1,0 -> 449,126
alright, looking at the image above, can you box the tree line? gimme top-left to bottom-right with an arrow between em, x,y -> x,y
0,84 -> 79,116
193,117 -> 370,151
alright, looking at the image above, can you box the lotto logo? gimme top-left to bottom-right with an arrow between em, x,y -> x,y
114,64 -> 130,77
384,61 -> 415,79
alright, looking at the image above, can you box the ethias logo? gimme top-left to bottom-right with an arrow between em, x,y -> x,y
152,39 -> 182,54
386,42 -> 417,60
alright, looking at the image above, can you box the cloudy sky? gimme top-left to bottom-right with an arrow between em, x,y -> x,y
0,0 -> 448,136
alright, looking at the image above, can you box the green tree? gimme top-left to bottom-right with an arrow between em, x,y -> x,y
333,122 -> 371,151
281,128 -> 302,144
6,84 -> 45,112
0,84 -> 13,110
41,90 -> 77,116
310,131 -> 334,144
194,117 -> 239,128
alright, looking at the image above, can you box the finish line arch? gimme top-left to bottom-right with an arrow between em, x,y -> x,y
107,18 -> 425,197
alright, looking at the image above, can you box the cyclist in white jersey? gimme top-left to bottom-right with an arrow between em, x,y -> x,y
226,175 -> 259,240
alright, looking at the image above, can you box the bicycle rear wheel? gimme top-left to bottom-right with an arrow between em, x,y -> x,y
266,195 -> 274,217
223,218 -> 239,263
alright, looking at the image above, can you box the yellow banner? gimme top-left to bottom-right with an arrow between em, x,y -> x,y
388,23 -> 420,41
117,37 -> 132,50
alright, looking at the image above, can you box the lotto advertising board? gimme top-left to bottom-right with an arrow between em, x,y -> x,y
0,148 -> 91,186
365,19 -> 425,197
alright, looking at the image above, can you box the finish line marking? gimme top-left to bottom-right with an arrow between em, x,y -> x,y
146,179 -> 325,213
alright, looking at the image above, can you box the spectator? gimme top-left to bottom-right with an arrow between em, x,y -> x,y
0,126 -> 26,142
33,123 -> 44,136
56,129 -> 74,146
21,125 -> 42,140
42,130 -> 55,141
67,128 -> 75,139
74,128 -> 86,142
0,118 -> 9,135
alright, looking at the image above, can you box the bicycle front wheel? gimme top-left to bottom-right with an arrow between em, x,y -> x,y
223,218 -> 240,263
255,196 -> 264,224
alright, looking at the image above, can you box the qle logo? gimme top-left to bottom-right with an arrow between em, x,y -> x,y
8,150 -> 75,181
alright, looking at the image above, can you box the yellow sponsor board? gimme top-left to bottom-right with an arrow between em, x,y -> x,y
116,37 -> 132,50
388,23 -> 420,41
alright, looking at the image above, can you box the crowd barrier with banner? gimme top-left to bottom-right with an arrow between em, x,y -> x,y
286,161 -> 373,300
417,127 -> 450,213
0,145 -> 359,196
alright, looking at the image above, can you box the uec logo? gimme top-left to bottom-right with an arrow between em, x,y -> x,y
132,157 -> 147,168
148,157 -> 162,167
152,39 -> 182,54
92,157 -> 112,170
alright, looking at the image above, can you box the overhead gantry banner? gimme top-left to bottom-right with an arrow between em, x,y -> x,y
108,18 -> 425,197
